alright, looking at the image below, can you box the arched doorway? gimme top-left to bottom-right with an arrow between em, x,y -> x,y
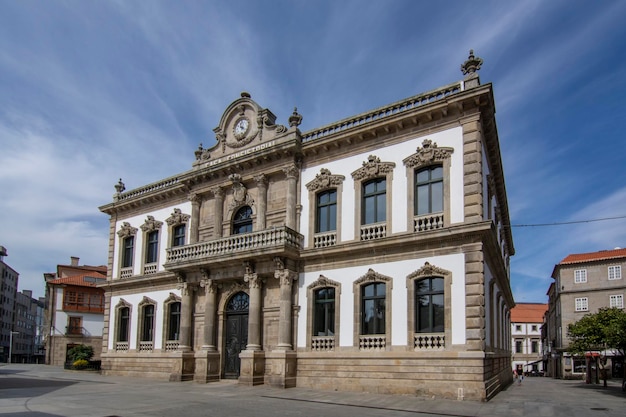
223,291 -> 249,378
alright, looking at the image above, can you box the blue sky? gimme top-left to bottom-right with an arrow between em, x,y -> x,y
1,0 -> 625,301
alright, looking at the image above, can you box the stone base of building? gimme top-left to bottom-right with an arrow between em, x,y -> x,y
266,350 -> 297,388
101,352 -> 193,381
47,336 -> 102,366
193,350 -> 221,383
239,350 -> 265,386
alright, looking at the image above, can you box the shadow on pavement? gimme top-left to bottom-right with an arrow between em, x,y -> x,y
0,377 -> 76,399
571,380 -> 626,399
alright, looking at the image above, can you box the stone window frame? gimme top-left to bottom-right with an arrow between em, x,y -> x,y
351,155 -> 395,241
608,265 -> 622,280
166,208 -> 190,248
609,294 -> 624,308
114,298 -> 132,350
117,222 -> 138,278
305,168 -> 345,248
163,293 -> 182,348
353,269 -> 393,351
137,296 -> 157,351
306,275 -> 341,351
403,139 -> 453,231
574,269 -> 587,284
140,216 -> 163,275
575,297 -> 588,312
406,262 -> 452,350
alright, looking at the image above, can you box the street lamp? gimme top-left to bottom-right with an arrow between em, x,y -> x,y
8,331 -> 19,364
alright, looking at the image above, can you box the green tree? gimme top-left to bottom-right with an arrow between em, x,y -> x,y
567,307 -> 626,387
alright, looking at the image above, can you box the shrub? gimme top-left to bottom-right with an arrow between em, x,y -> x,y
67,345 -> 95,362
72,359 -> 89,369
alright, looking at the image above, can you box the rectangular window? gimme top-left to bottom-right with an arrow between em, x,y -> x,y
168,302 -> 181,340
362,282 -> 386,334
145,231 -> 159,264
531,340 -> 539,353
314,287 -> 335,336
515,340 -> 523,353
362,179 -> 386,225
515,325 -> 522,332
531,325 -> 538,332
575,297 -> 588,312
574,269 -> 587,283
610,294 -> 624,308
118,307 -> 130,342
608,265 -> 622,280
122,236 -> 134,268
172,225 -> 186,247
67,317 -> 82,335
141,304 -> 155,341
416,166 -> 443,215
316,190 -> 337,233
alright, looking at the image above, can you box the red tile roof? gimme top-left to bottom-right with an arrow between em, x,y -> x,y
511,303 -> 547,323
48,272 -> 107,287
558,247 -> 626,265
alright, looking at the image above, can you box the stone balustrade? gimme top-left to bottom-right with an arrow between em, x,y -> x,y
360,223 -> 386,241
138,341 -> 153,352
414,213 -> 444,232
166,226 -> 303,264
311,336 -> 335,351
143,263 -> 158,275
165,341 -> 179,352
359,335 -> 386,350
414,333 -> 445,350
120,267 -> 133,279
313,232 -> 337,248
115,342 -> 129,352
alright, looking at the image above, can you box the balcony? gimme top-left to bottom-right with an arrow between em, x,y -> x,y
165,226 -> 303,270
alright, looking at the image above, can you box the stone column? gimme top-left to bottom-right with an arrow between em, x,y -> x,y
254,174 -> 268,230
195,272 -> 220,383
274,258 -> 297,350
189,193 -> 201,244
213,186 -> 224,238
200,274 -> 217,350
177,275 -> 193,352
240,261 -> 265,386
282,164 -> 299,230
244,263 -> 262,351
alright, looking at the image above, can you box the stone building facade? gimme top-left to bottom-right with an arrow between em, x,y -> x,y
98,51 -> 515,401
511,303 -> 546,375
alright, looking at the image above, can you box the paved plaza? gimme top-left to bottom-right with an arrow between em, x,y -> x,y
1,364 -> 624,417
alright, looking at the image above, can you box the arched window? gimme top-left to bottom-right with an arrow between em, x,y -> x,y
416,277 -> 444,333
316,190 -> 337,233
232,206 -> 253,234
362,282 -> 386,335
415,166 -> 443,215
314,287 -> 335,336
362,179 -> 386,225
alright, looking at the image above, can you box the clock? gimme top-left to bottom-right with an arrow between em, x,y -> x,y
234,118 -> 249,139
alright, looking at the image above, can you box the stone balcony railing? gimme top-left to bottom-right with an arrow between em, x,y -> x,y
414,213 -> 444,232
165,341 -> 179,352
115,342 -> 129,352
165,226 -> 304,267
359,335 -> 386,350
313,231 -> 337,248
311,336 -> 335,351
414,333 -> 445,350
360,222 -> 386,241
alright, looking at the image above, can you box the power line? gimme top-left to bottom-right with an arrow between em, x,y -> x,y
506,215 -> 626,228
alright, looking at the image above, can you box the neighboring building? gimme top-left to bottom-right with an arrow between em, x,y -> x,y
43,257 -> 107,366
12,290 -> 42,363
98,51 -> 515,401
511,303 -> 547,375
0,245 -> 19,363
545,248 -> 626,379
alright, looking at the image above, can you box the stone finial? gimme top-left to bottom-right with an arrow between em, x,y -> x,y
114,178 -> 125,194
288,107 -> 303,128
461,50 -> 483,88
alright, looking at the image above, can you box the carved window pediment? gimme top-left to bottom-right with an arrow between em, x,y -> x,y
117,222 -> 138,238
307,274 -> 341,290
306,168 -> 345,192
407,262 -> 451,280
354,268 -> 392,285
403,139 -> 453,168
166,208 -> 190,226
140,216 -> 163,232
352,155 -> 396,181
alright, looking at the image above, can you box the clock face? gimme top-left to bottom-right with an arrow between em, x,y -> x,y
234,118 -> 249,137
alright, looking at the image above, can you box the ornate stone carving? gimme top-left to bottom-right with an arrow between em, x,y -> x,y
403,139 -> 454,168
461,49 -> 483,88
282,163 -> 300,180
351,155 -> 396,181
305,168 -> 345,191
307,274 -> 341,290
354,268 -> 392,285
254,174 -> 268,187
117,222 -> 138,238
407,262 -> 450,280
200,275 -> 218,295
140,215 -> 163,232
288,107 -> 303,128
229,174 -> 254,210
114,178 -> 126,194
138,295 -> 157,307
244,272 -> 262,289
176,273 -> 192,296
189,193 -> 201,204
212,186 -> 225,198
273,257 -> 297,287
166,208 -> 191,226
194,143 -> 211,161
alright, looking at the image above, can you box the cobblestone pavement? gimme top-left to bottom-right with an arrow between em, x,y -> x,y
1,364 -> 624,417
